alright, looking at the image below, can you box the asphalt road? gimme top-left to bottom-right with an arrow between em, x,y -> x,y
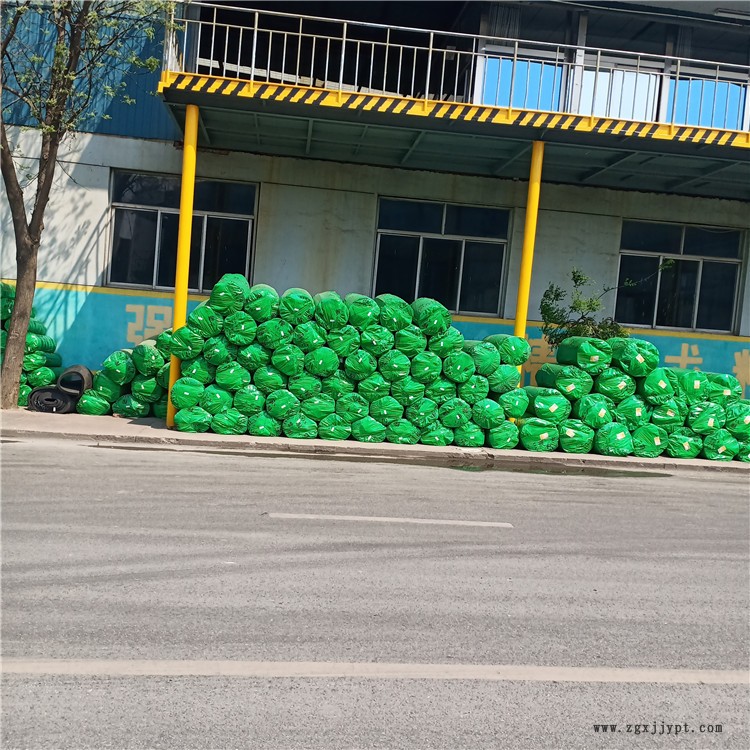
2,437 -> 748,750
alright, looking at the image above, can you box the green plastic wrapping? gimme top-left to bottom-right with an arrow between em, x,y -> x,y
247,412 -> 282,437
572,393 -> 615,429
650,398 -> 687,432
556,336 -> 611,374
301,394 -> 336,421
390,376 -> 425,408
293,321 -> 327,353
594,423 -> 634,457
378,350 -> 411,382
357,373 -> 390,403
345,293 -> 380,331
76,391 -> 112,415
17,384 -> 32,407
701,428 -> 739,461
199,385 -> 234,415
360,325 -> 394,357
215,361 -> 252,392
181,357 -> 216,385
351,416 -> 387,442
223,311 -> 257,346
487,421 -> 519,450
245,284 -> 280,323
608,337 -> 660,377
442,350 -> 476,384
153,396 -> 169,421
666,427 -> 703,458
264,389 -> 301,420
593,368 -> 636,403
154,329 -> 174,358
0,329 -> 6,352
282,414 -> 318,439
386,418 -> 421,445
202,335 -> 237,366
149,360 -> 168,388
472,398 -> 505,429
487,364 -> 521,395
687,401 -> 726,435
314,291 -> 349,330
484,334 -> 531,366
336,392 -> 369,423
112,394 -> 150,419
458,375 -> 490,405
317,413 -> 352,441
535,363 -> 593,400
425,377 -> 457,405
233,384 -> 266,416
666,368 -> 708,404
344,349 -> 378,381
211,408 -> 248,435
326,326 -> 361,358
453,423 -> 485,448
498,388 -> 529,419
637,368 -> 676,405
632,424 -> 668,458
102,350 -> 136,385
208,274 -> 249,315
557,419 -> 595,454
174,406 -> 213,433
24,333 -> 56,353
376,293 -> 413,332
271,344 -> 305,377
369,396 -> 404,425
92,372 -> 123,403
170,377 -> 205,410
19,372 -> 27,385
132,343 -> 165,376
279,288 -> 315,325
410,351 -> 443,384
288,373 -> 322,401
518,418 -> 559,452
25,317 -> 47,335
320,372 -> 355,400
704,373 -> 742,405
305,347 -> 340,377
187,304 -> 224,338
725,400 -> 750,441
256,319 -> 294,350
236,343 -> 271,372
439,397 -> 471,429
411,298 -> 451,337
523,386 -> 572,424
428,327 -> 464,358
613,394 -> 651,430
169,326 -> 205,360
462,341 -> 501,377
394,324 -> 427,357
26,367 -> 57,388
406,398 -> 439,428
22,351 -> 61,371
130,373 -> 164,403
420,424 -> 454,446
735,441 -> 750,462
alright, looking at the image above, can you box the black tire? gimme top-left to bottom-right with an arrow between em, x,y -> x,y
56,365 -> 94,397
27,387 -> 78,414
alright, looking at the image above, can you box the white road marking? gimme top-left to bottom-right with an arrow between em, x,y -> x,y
1,660 -> 745,684
267,513 -> 514,528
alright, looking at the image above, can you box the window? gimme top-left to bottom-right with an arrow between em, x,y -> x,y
374,199 -> 509,314
615,220 -> 743,332
109,172 -> 256,293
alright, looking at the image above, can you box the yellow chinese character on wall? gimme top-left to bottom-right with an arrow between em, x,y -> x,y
664,343 -> 703,369
125,304 -> 173,346
733,349 -> 750,396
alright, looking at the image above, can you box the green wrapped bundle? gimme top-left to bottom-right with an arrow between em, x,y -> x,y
336,392 -> 369,423
24,317 -> 47,335
498,388 -> 529,419
0,284 -> 14,321
247,412 -> 282,437
458,375 -> 490,405
256,319 -> 294,351
24,333 -> 56,353
439,397 -> 471,429
357,373 -> 390,403
0,329 -> 6,352
462,341 -> 501,377
701,429 -> 739,461
425,377 -> 456,405
687,401 -> 726,435
360,325 -> 394,357
304,347 -> 339,378
132,343 -> 165,376
236,344 -> 271,372
557,419 -> 595,454
19,371 -> 27,385
420,424 -> 454,446
265,389 -> 300,420
394,325 -> 427,357
168,377 -> 204,410
650,398 -> 687,432
472,398 -> 505,429
181,357 -> 216,385
153,395 -> 169,421
22,351 -> 62,371
92,372 -> 123,403
556,336 -> 611,374
378,350 -> 411,382
608,337 -> 659,377
215,361 -> 252,392
253,366 -> 288,395
524,386 -> 572,424
410,351 -> 442,384
614,394 -> 651,430
293,321 -> 327,353
271,344 -> 305,377
152,361 -> 171,389
279,288 -> 315,325
199,384 -> 234,415
314,291 -> 349,330
666,368 -> 708,404
535,363 -> 593,401
391,376 -> 425,408
344,349 -> 378,382
705,373 -> 742,405
735,441 -> 750,462
102,351 -> 136,385
317,413 -> 352,441
406,398 -> 439,429
386,419 -> 421,444
572,393 -> 614,429
518,418 -> 559,452
484,334 -> 531,366
17,384 -> 32,407
288,373 -> 322,401
130,373 -> 164,403
187,304 -> 224,338
233,384 -> 265,416
593,368 -> 635,403
637,368 -> 676,405
442,351 -> 476,384
154,329 -> 173,358
369,396 -> 404,425
111,394 -> 150,418
326,326 -> 360,358
301,394 -> 336,421
665,428 -> 703,459
411,298 -> 451,337
725,400 -> 750,441
203,335 -> 237,366
76,390 -> 111,416
26,367 -> 57,388
428,327 -> 464,359
245,284 -> 279,323
320,372 -> 355,400
487,421 -> 519,450
282,414 -> 318,439
208,274 -> 249,315
345,293 -> 380,331
223,311 -> 257,346
632,424 -> 668,458
351,416 -> 387,442
487,364 -> 521,395
211,408 -> 248,435
376,293 -> 413,332
594,423 -> 634,457
453,422 -> 485,448
174,405 -> 213,433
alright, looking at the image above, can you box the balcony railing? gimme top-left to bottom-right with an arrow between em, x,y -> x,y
164,2 -> 750,132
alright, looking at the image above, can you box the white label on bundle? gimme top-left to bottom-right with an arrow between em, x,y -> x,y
540,432 -> 549,440
667,410 -> 675,417
724,389 -> 731,396
744,415 -> 750,424
549,403 -> 558,413
617,381 -> 626,390
654,437 -> 661,446
616,432 -> 625,440
591,355 -> 600,362
683,441 -> 690,450
565,429 -> 575,438
658,380 -> 667,389
718,445 -> 726,454
635,408 -> 642,417
598,408 -> 607,418
693,380 -> 700,389
565,384 -> 575,392
636,354 -> 645,363
707,418 -> 715,427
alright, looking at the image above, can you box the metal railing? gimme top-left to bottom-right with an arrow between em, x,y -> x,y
164,2 -> 750,132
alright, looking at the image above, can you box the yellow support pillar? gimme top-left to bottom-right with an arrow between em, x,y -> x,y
167,104 -> 199,428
